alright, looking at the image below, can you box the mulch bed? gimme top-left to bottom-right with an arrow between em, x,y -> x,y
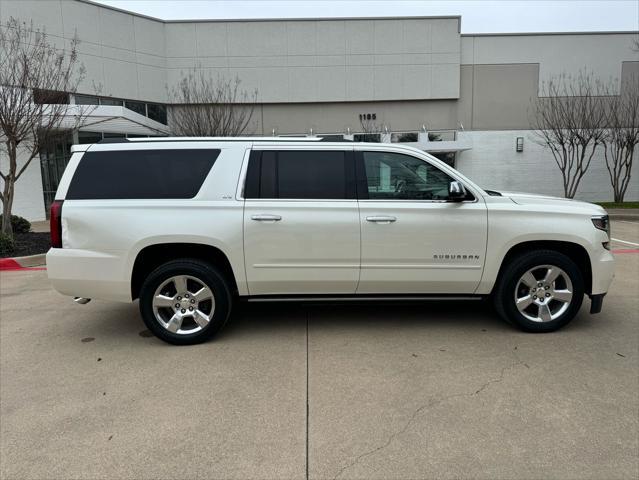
1,232 -> 50,258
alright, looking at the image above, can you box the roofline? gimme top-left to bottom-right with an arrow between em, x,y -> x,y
79,1 -> 461,25
462,30 -> 639,37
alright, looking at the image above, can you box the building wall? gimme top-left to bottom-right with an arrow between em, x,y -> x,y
461,32 -> 639,94
0,148 -> 47,221
0,1 -> 462,103
455,130 -> 639,202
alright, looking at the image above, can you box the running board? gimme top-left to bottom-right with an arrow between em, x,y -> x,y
245,295 -> 482,303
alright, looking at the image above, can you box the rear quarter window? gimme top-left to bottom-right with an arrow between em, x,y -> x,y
66,149 -> 219,199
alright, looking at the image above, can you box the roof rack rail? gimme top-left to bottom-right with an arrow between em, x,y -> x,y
97,137 -> 130,144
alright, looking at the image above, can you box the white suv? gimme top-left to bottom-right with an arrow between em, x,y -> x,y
47,138 -> 614,344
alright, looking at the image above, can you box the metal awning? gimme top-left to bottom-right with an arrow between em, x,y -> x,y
403,139 -> 473,153
53,105 -> 169,136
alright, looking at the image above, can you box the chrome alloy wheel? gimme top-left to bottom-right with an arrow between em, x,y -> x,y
514,265 -> 573,323
152,275 -> 215,335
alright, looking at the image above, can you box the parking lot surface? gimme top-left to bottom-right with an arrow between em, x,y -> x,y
1,221 -> 638,480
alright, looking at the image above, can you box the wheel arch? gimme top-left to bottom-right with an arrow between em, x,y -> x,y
131,243 -> 239,301
493,240 -> 592,295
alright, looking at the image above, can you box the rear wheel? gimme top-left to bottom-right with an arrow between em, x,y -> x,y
494,250 -> 584,332
139,259 -> 232,345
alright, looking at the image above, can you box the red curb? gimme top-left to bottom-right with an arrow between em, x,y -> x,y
612,249 -> 639,254
0,258 -> 21,270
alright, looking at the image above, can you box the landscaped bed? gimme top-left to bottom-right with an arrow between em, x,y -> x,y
597,202 -> 639,209
1,232 -> 50,258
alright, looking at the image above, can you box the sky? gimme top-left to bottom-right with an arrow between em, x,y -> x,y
93,0 -> 639,34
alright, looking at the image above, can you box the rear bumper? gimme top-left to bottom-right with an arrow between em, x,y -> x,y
46,248 -> 131,303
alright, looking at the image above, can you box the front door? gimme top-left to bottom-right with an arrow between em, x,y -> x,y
243,148 -> 360,295
356,150 -> 488,294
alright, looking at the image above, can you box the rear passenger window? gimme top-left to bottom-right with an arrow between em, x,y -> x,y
66,149 -> 219,200
245,150 -> 354,199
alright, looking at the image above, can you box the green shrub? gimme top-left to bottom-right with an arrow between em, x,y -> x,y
0,214 -> 31,233
0,232 -> 15,256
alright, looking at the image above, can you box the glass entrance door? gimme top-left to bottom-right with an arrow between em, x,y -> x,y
40,133 -> 73,216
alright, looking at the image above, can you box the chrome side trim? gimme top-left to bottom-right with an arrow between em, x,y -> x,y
246,296 -> 482,303
252,264 -> 481,269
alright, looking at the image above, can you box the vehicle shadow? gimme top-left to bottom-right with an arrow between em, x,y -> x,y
220,299 -> 510,340
87,297 -> 599,345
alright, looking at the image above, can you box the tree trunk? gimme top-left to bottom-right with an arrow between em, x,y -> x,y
1,140 -> 17,237
1,178 -> 14,237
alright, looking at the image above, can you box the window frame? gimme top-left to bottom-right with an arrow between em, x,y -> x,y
242,148 -> 356,201
355,150 -> 476,203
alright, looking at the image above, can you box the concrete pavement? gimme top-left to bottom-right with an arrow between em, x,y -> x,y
1,221 -> 638,479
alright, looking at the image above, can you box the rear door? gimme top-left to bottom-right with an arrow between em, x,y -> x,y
242,146 -> 360,295
356,148 -> 488,294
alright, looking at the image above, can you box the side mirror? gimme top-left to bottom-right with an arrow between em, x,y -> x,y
448,181 -> 467,201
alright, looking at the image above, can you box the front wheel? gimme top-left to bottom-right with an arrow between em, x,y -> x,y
493,250 -> 584,332
139,259 -> 232,345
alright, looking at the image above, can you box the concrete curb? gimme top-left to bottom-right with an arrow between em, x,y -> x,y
0,253 -> 46,271
15,253 -> 47,267
606,208 -> 639,222
609,214 -> 639,222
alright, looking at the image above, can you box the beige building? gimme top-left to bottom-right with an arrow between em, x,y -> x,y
1,0 -> 638,220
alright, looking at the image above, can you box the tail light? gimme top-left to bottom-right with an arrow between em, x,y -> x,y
50,200 -> 64,248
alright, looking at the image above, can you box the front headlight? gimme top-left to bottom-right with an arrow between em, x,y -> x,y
592,215 -> 611,245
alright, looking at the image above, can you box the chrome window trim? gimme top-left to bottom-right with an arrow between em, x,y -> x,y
237,144 -> 485,204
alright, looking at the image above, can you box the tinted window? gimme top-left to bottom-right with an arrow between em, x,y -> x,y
147,104 -> 168,125
67,149 -> 219,200
245,150 -> 353,199
362,151 -> 454,201
125,100 -> 146,116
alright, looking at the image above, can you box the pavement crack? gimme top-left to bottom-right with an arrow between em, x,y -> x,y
305,309 -> 310,480
332,348 -> 528,480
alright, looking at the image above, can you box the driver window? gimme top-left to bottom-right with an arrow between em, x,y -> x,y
363,151 -> 453,200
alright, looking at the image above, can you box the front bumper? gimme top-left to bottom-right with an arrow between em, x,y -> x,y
590,248 -> 615,295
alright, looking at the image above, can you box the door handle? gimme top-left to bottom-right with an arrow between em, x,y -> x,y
251,214 -> 282,222
366,216 -> 397,224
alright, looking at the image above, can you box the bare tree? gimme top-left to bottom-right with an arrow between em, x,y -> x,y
531,71 -> 612,198
602,74 -> 639,202
357,115 -> 388,142
169,70 -> 258,137
0,17 -> 88,236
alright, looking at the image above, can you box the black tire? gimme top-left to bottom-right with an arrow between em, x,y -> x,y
493,250 -> 584,333
139,259 -> 232,345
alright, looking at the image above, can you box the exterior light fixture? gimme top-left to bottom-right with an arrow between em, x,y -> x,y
516,137 -> 524,152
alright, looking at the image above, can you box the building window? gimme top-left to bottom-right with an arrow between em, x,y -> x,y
100,97 -> 124,106
147,103 -> 167,125
40,133 -> 73,215
78,131 -> 103,144
428,131 -> 456,142
33,89 -> 69,104
354,133 -> 381,143
125,100 -> 146,116
391,132 -> 418,143
75,94 -> 100,105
